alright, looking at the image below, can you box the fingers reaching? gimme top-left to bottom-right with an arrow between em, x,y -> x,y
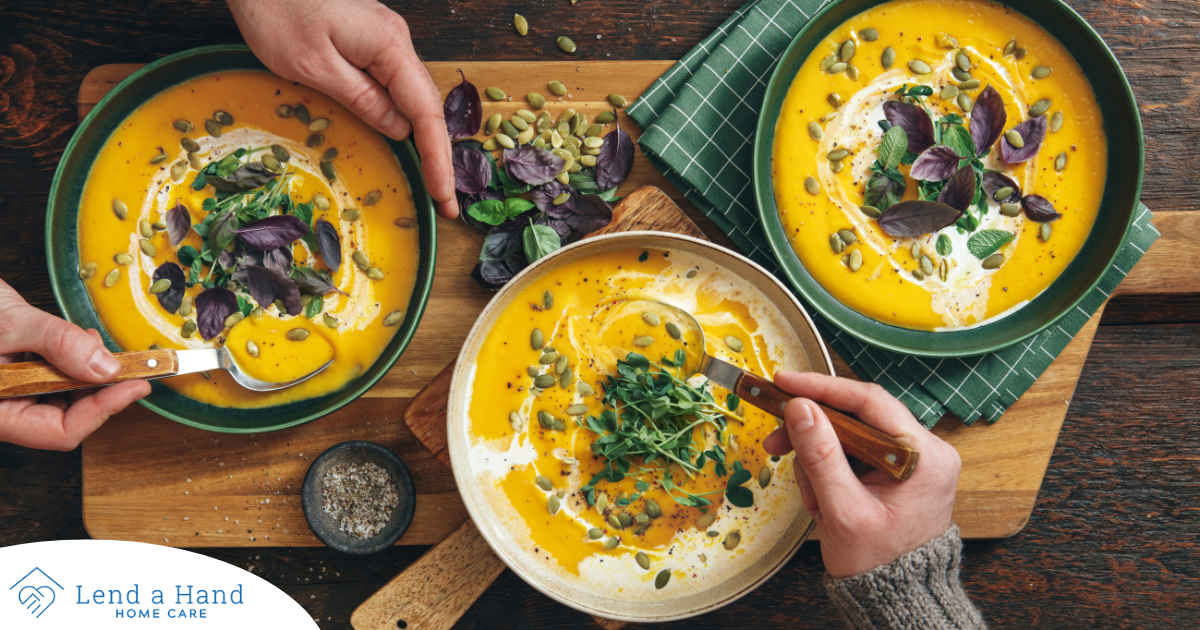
0,294 -> 119,384
775,371 -> 923,439
783,398 -> 873,513
0,380 -> 150,451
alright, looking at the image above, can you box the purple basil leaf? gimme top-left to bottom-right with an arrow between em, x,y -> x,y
878,200 -> 964,237
234,215 -> 310,251
909,146 -> 964,181
982,171 -> 1022,203
206,163 -> 278,193
234,265 -> 302,316
1021,195 -> 1063,222
443,69 -> 482,140
459,188 -> 504,233
595,126 -> 635,190
533,181 -> 577,215
970,86 -> 1007,157
504,146 -> 566,186
217,242 -> 261,271
152,261 -> 185,314
937,166 -> 977,211
263,246 -> 293,274
165,202 -> 192,247
535,214 -> 573,241
1001,116 -> 1048,164
472,261 -> 513,290
291,266 -> 347,296
195,287 -> 239,340
565,194 -> 614,233
883,101 -> 935,154
315,219 -> 341,272
453,143 -> 492,194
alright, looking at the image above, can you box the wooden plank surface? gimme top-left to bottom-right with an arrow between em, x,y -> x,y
78,61 -> 1190,549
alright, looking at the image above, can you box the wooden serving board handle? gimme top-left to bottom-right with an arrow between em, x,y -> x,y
736,372 -> 920,480
0,349 -> 177,399
351,521 -> 506,630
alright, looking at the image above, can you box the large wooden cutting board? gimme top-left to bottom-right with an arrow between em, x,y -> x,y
79,61 -> 1191,548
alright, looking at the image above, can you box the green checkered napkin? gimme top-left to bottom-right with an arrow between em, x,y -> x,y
626,0 -> 1159,427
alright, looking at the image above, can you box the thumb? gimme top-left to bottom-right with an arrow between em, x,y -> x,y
2,306 -> 120,383
785,399 -> 872,512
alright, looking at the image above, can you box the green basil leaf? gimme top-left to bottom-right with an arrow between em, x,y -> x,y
305,293 -> 324,318
236,294 -> 253,317
966,229 -> 1013,259
864,172 -> 905,211
879,125 -> 909,171
725,486 -> 754,508
177,245 -> 201,267
467,199 -> 509,226
502,197 -> 536,217
522,224 -> 561,263
936,233 -> 953,256
941,125 -> 975,167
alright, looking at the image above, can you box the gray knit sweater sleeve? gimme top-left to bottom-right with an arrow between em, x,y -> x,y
823,525 -> 986,630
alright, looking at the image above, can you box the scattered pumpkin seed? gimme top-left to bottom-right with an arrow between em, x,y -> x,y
179,295 -> 194,317
860,28 -> 879,41
860,205 -> 882,218
596,494 -> 609,512
1055,152 -> 1067,172
138,239 -> 156,257
936,33 -> 958,48
633,336 -> 655,347
181,320 -> 196,338
724,531 -> 741,550
104,268 -> 120,287
686,269 -> 698,278
839,40 -> 856,63
1005,129 -> 1025,149
848,249 -> 864,272
805,176 -> 820,195
957,93 -> 973,112
635,552 -> 650,570
556,171 -> 569,185
510,116 -> 529,132
225,312 -> 244,328
661,322 -> 681,341
557,36 -> 576,53
305,133 -> 325,148
150,151 -> 167,165
548,81 -> 567,97
548,495 -> 560,515
603,537 -> 619,551
956,51 -> 972,72
282,327 -> 306,341
365,267 -> 384,281
596,110 -> 616,124
204,119 -> 221,138
921,255 -> 934,276
827,93 -> 843,108
909,59 -> 932,75
565,404 -> 589,416
513,13 -> 528,36
697,512 -> 716,529
318,313 -> 336,329
912,242 -> 922,260
608,94 -> 628,108
320,147 -> 338,163
243,340 -> 260,358
807,121 -> 824,141
258,154 -> 281,171
383,310 -> 405,326
838,229 -> 857,245
555,354 -> 568,375
496,134 -> 516,149
1004,39 -> 1017,57
758,466 -> 772,488
181,137 -> 201,153
294,103 -> 310,124
534,374 -> 556,389
821,55 -> 837,72
79,262 -> 98,280
830,159 -> 845,173
827,148 -> 849,162
540,351 -> 559,366
111,199 -> 129,222
213,111 -> 234,126
148,278 -> 172,295
958,78 -> 981,90
320,161 -> 337,181
641,312 -> 661,327
618,513 -> 632,528
137,219 -> 153,239
881,47 -> 896,69
275,104 -> 294,118
338,207 -> 360,222
828,62 -> 848,74
587,527 -> 604,540
1040,222 -> 1053,242
484,86 -> 506,101
981,254 -> 1004,270
1000,202 -> 1021,217
1032,66 -> 1052,79
351,251 -> 370,270
152,221 -> 167,232
306,118 -> 330,133
501,119 -> 519,138
1025,99 -> 1052,118
173,120 -> 193,133
537,411 -> 555,429
939,259 -> 949,281
535,475 -> 554,491
941,84 -> 960,100
913,269 -> 925,281
578,381 -> 595,396
993,186 -> 1015,202
724,336 -> 744,353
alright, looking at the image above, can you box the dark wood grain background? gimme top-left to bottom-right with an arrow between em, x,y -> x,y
1,0 -> 1197,627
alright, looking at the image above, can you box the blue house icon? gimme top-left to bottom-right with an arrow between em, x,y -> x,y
10,568 -> 64,619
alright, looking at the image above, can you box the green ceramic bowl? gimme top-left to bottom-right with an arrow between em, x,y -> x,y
754,0 -> 1142,357
45,45 -> 436,433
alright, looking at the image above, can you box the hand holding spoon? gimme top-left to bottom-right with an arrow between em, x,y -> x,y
595,298 -> 919,480
0,347 -> 332,399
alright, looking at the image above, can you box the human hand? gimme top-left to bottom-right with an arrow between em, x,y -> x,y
227,0 -> 457,219
763,372 -> 961,578
0,279 -> 150,451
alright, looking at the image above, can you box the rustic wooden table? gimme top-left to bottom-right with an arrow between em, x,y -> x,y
0,1 -> 1196,628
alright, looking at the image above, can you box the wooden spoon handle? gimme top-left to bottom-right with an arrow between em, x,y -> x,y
0,349 -> 177,399
350,521 -> 506,630
735,372 -> 920,480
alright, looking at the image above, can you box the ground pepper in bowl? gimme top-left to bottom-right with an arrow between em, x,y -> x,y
321,461 -> 399,538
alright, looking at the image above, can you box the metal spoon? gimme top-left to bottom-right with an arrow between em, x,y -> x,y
593,298 -> 919,480
0,347 -> 332,399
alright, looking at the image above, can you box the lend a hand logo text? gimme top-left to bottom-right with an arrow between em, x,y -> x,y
75,583 -> 245,618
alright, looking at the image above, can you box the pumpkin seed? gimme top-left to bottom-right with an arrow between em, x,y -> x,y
535,475 -> 554,491
936,33 -> 958,48
724,530 -> 741,550
351,251 -> 370,270
596,110 -> 616,124
536,411 -> 555,429
483,86 -> 505,102
321,313 -> 337,329
384,310 -> 405,326
860,28 -> 879,41
828,62 -> 848,74
173,119 -> 193,133
586,527 -> 604,540
618,513 -> 632,528
860,205 -> 882,218
686,269 -> 699,279
280,327 -> 307,341
578,381 -> 595,396
697,512 -> 716,529
633,336 -> 654,347
557,36 -> 576,53
827,93 -> 842,109
534,374 -> 556,389
806,121 -> 825,142
635,551 -> 650,570
513,13 -> 528,36
913,269 -> 925,281
921,255 -> 934,276
1032,66 -> 1052,79
1005,129 -> 1025,149
357,191 -> 381,209
653,569 -> 671,589
848,249 -> 864,272
548,495 -> 560,515
805,176 -> 820,195
912,242 -> 922,260
1040,222 -> 1053,242
565,404 -> 589,416
276,104 -> 294,118
606,513 -> 623,530
394,217 -> 418,230
242,340 -> 259,358
213,111 -> 234,126
582,136 -> 603,149
224,312 -> 243,329
603,537 -> 619,550
181,320 -> 197,338
320,161 -> 337,181
1004,39 -> 1017,57
758,466 -> 772,488
952,50 -> 969,72
185,151 -> 202,170
338,207 -> 361,222
147,278 -> 171,295
135,239 -> 154,257
500,119 -> 519,138
305,117 -> 330,133
506,412 -> 524,432
203,119 -> 221,138
168,159 -> 187,181
1027,99 -> 1051,117
596,494 -> 609,512
981,253 -> 1004,270
509,116 -> 529,133
827,148 -> 850,162
957,93 -> 973,112
838,229 -> 857,245
940,84 -> 961,100
939,259 -> 949,281
835,40 -> 854,64
576,154 -> 595,167
557,171 -> 569,185
496,134 -> 516,149
539,290 -> 553,310
881,47 -> 896,69
306,133 -> 325,148
103,268 -> 120,287
724,336 -> 744,353
1055,152 -> 1067,172
320,147 -> 339,163
555,354 -> 568,374
79,262 -> 98,280
178,295 -> 194,317
259,154 -> 280,171
540,351 -> 559,365
909,59 -> 932,75
993,186 -> 1015,202
820,55 -> 837,72
294,103 -> 310,124
830,159 -> 845,173
366,267 -> 384,280
136,219 -> 152,239
548,81 -> 567,96
958,78 -> 981,90
150,151 -> 167,165
306,194 -> 327,213
1000,202 -> 1021,217
274,299 -> 286,312
1047,110 -> 1065,133
640,312 -> 661,327
608,94 -> 628,108
180,137 -> 201,153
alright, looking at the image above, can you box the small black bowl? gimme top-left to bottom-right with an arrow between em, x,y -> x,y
301,441 -> 416,555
